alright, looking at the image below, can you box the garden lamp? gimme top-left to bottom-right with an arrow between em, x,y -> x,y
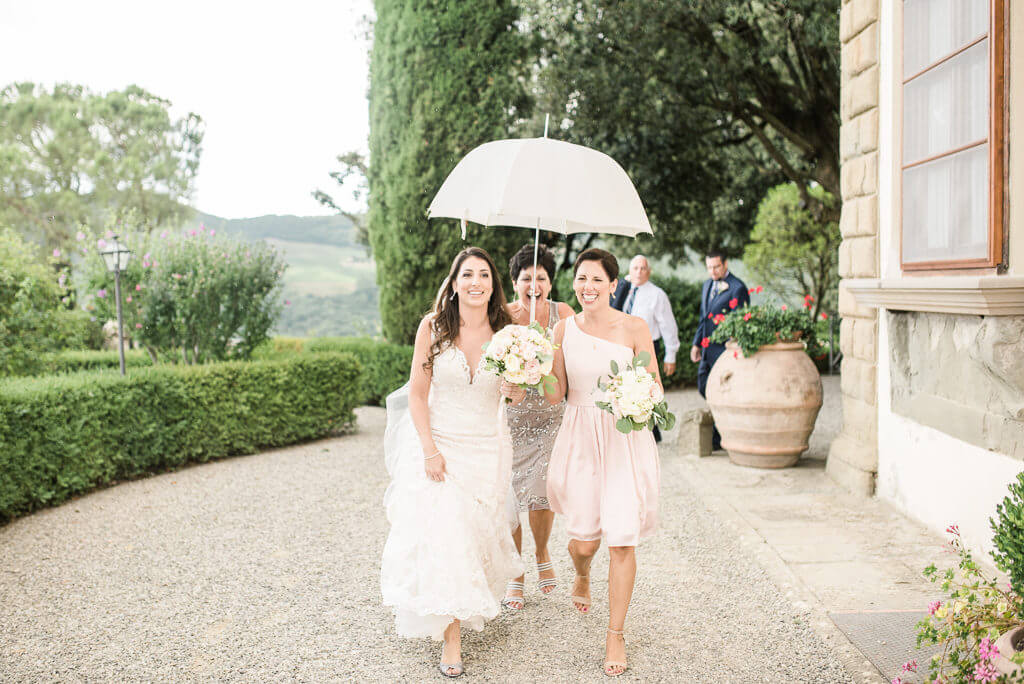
100,235 -> 132,375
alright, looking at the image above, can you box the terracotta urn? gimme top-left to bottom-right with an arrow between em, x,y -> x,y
706,340 -> 823,468
993,624 -> 1024,677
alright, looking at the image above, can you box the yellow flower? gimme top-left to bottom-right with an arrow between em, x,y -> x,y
934,604 -> 948,619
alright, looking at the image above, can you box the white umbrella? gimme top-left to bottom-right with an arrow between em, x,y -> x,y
427,122 -> 652,320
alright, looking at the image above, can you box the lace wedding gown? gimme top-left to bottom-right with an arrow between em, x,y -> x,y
380,344 -> 524,640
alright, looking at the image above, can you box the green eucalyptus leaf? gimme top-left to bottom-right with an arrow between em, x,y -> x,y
634,351 -> 651,367
610,359 -> 619,375
615,417 -> 633,434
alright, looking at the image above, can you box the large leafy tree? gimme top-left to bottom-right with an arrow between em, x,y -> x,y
0,83 -> 202,252
369,0 -> 532,343
744,182 -> 840,318
521,0 -> 840,260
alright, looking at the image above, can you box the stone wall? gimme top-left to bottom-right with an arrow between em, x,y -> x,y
889,312 -> 1024,459
827,0 -> 881,495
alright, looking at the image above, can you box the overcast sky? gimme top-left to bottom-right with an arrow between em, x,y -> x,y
0,0 -> 374,219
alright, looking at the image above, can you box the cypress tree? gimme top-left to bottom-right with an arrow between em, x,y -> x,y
368,0 -> 532,343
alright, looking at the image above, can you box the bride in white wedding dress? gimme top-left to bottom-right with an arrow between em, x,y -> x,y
381,247 -> 525,678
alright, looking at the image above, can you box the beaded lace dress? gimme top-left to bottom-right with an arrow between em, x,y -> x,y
380,343 -> 523,640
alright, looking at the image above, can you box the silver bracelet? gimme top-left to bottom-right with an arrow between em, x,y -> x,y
424,450 -> 441,460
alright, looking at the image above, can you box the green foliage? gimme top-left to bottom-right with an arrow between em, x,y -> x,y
0,354 -> 362,522
368,0 -> 533,343
913,526 -> 1024,682
520,0 -> 839,260
0,82 -> 202,252
51,309 -> 105,351
78,223 -> 286,363
302,337 -> 412,405
0,226 -> 64,375
31,349 -> 154,375
992,472 -> 1024,596
192,211 -> 360,248
274,290 -> 380,338
653,276 -> 704,388
745,183 -> 840,318
710,296 -> 822,359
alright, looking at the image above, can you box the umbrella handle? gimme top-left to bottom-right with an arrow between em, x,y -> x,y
530,223 -> 539,323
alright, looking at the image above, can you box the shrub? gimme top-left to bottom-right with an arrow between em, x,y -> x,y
0,226 -> 64,375
744,182 -> 840,318
52,309 -> 105,351
912,525 -> 1024,683
992,472 -> 1024,596
304,337 -> 412,405
35,349 -> 155,375
710,291 -> 828,358
653,276 -> 703,388
0,353 -> 362,522
78,223 -> 287,363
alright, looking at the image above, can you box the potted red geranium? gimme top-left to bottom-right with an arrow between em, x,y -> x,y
705,294 -> 825,468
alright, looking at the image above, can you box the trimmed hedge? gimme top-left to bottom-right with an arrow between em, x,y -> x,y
0,353 -> 362,522
35,349 -> 155,374
303,337 -> 412,405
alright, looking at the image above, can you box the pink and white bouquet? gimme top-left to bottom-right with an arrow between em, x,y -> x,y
595,352 -> 676,434
482,322 -> 557,395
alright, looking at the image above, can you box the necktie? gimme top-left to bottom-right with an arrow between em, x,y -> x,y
625,286 -> 638,314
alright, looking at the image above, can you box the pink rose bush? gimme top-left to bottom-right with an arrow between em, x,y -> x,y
595,351 -> 676,434
483,322 -> 556,394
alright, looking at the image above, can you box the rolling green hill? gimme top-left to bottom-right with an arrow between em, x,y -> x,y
186,211 -> 380,337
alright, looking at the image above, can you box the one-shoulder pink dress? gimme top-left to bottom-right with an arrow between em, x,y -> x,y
546,316 -> 660,547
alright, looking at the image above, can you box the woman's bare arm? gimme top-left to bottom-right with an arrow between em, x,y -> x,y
544,318 -> 568,404
409,316 -> 440,458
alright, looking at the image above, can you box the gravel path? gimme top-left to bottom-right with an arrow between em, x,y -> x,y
1,390 -> 852,682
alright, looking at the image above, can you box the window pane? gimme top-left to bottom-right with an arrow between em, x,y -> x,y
904,38 -> 988,164
903,143 -> 988,263
904,0 -> 989,76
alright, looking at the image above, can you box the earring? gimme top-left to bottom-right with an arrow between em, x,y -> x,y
449,290 -> 457,301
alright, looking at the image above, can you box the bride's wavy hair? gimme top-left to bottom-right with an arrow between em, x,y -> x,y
425,246 -> 512,372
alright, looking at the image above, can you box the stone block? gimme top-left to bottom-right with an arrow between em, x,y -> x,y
677,408 -> 714,458
842,396 -> 878,441
838,240 -> 852,278
840,194 -> 879,238
841,151 -> 878,200
849,234 -> 878,278
841,22 -> 878,81
839,283 -> 876,319
826,437 -> 877,497
840,356 -> 877,405
843,66 -> 879,120
840,0 -> 880,44
853,318 -> 878,363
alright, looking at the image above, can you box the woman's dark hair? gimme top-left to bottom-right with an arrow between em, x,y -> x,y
509,243 -> 557,282
425,246 -> 512,372
573,248 -> 619,281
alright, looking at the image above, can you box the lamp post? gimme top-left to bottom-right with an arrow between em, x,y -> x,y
100,235 -> 132,375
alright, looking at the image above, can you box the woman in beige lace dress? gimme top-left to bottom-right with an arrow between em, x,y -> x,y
501,244 -> 575,611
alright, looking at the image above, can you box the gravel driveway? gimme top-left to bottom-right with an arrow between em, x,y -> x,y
1,396 -> 852,682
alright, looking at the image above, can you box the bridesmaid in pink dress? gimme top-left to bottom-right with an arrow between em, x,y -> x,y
544,248 -> 662,677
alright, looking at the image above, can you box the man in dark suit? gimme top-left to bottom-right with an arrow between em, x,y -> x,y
691,249 -> 749,451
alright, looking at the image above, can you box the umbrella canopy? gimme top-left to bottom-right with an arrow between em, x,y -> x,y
427,137 -> 652,237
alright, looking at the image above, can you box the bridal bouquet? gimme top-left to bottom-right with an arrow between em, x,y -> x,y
595,352 -> 676,434
482,322 -> 557,395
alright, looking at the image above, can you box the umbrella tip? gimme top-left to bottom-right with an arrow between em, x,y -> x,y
544,113 -> 549,138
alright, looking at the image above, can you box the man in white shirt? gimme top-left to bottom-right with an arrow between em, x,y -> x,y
611,255 -> 680,443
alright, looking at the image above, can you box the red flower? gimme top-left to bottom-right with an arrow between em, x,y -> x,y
820,312 -> 829,320
743,312 -> 752,321
733,351 -> 739,359
729,298 -> 738,309
804,294 -> 814,302
713,314 -> 725,324
781,305 -> 788,311
803,301 -> 811,309
700,337 -> 710,349
753,285 -> 764,294
708,313 -> 713,319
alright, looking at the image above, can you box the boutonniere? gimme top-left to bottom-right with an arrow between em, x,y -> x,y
714,280 -> 730,295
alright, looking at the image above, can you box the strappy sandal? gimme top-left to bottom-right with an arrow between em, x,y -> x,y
536,560 -> 556,594
438,640 -> 464,678
501,580 -> 525,610
603,628 -> 627,677
569,574 -> 591,614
